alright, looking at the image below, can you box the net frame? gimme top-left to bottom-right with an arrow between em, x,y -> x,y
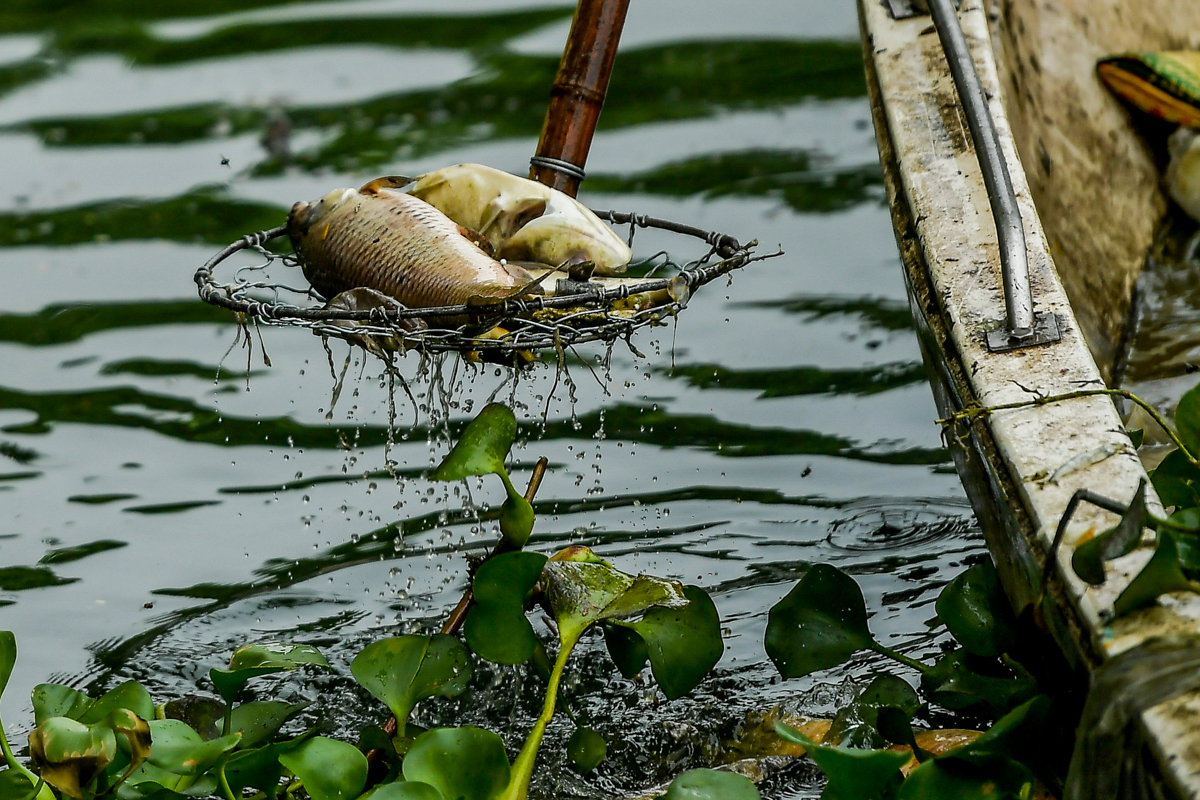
195,210 -> 766,355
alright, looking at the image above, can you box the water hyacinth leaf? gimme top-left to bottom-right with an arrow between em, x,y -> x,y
0,632 -> 14,699
229,701 -> 309,749
463,552 -> 547,665
159,696 -> 226,741
430,404 -> 516,481
919,650 -> 1037,715
145,720 -> 240,775
223,744 -> 284,800
80,681 -> 154,725
402,727 -> 510,800
1176,381 -> 1200,457
498,493 -> 535,549
0,770 -> 41,800
775,722 -> 908,800
1169,510 -> 1200,571
210,643 -> 329,704
29,717 -> 117,798
1113,531 -> 1198,617
603,621 -> 649,679
32,685 -> 92,726
566,727 -> 606,774
1151,449 -> 1200,509
362,783 -> 443,800
875,707 -> 930,762
764,564 -> 875,679
827,674 -> 922,748
663,768 -> 760,799
1071,480 -> 1148,586
350,635 -> 472,736
108,709 -> 152,770
896,759 -> 1022,800
617,585 -> 722,700
935,561 -> 1018,657
278,738 -> 367,800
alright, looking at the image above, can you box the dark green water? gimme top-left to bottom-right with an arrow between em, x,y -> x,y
0,1 -> 983,796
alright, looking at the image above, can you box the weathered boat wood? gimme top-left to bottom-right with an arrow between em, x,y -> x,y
860,0 -> 1200,793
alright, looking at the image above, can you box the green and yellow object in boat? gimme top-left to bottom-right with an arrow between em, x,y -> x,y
1098,51 -> 1200,128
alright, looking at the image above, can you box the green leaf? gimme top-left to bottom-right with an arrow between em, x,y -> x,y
826,674 -> 921,748
566,727 -> 606,774
362,783 -> 443,800
0,769 -> 42,800
350,634 -> 472,738
1070,480 -> 1148,586
1168,509 -> 1200,571
108,708 -> 153,772
764,564 -> 875,679
1113,531 -> 1197,617
775,722 -> 908,800
542,547 -> 689,642
278,738 -> 367,800
615,585 -> 722,700
32,685 -> 92,726
664,768 -> 760,799
1176,381 -> 1200,457
1151,448 -> 1200,509
29,717 -> 117,798
229,701 -> 309,749
920,650 -> 1037,716
498,493 -> 535,549
402,727 -> 510,800
0,633 -> 14,700
430,404 -> 516,481
463,552 -> 548,665
875,707 -> 930,762
145,720 -> 241,775
223,744 -> 284,800
210,643 -> 329,705
936,561 -> 1018,657
603,623 -> 649,679
897,759 -> 1023,800
80,681 -> 154,725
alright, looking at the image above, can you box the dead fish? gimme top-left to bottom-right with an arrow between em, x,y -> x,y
1168,126 -> 1200,224
409,163 -> 632,274
287,177 -> 535,311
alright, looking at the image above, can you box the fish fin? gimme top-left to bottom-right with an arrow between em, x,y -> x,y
456,224 -> 496,257
359,175 -> 417,194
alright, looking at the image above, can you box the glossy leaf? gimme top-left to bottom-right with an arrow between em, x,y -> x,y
229,701 -> 309,749
936,561 -> 1018,657
0,633 -> 14,700
145,720 -> 241,775
463,552 -> 547,665
612,585 -> 722,700
566,727 -> 607,774
279,738 -> 367,800
210,643 -> 329,705
32,685 -> 92,726
1071,480 -> 1147,586
920,651 -> 1037,716
827,674 -> 921,748
764,564 -> 875,679
108,708 -> 152,771
80,681 -> 154,725
29,717 -> 116,798
498,493 -> 535,549
0,770 -> 42,800
1176,381 -> 1200,457
223,744 -> 284,799
1113,531 -> 1197,617
363,783 -> 443,800
350,635 -> 472,737
402,727 -> 510,800
897,759 -> 1023,800
603,623 -> 649,679
776,722 -> 908,800
430,404 -> 516,481
1170,509 -> 1200,571
1150,448 -> 1200,509
664,768 -> 760,799
875,707 -> 930,762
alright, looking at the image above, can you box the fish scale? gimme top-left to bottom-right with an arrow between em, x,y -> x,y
288,185 -> 527,311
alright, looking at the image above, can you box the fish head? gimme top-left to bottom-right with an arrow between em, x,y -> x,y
287,188 -> 355,239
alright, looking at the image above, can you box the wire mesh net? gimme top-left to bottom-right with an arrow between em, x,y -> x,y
195,210 -> 770,358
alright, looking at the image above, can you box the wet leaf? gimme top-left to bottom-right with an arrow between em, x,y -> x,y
498,493 -> 535,549
566,727 -> 606,774
29,717 -> 116,798
108,708 -> 152,771
897,759 -> 1025,800
80,681 -> 153,725
145,719 -> 240,775
350,635 -> 472,737
229,701 -> 309,749
1150,449 -> 1200,509
603,623 -> 649,679
1071,480 -> 1147,586
402,727 -> 510,800
362,783 -> 443,800
1113,531 -> 1197,617
31,685 -> 92,726
1169,510 -> 1200,571
827,674 -> 921,748
223,744 -> 284,800
430,404 -> 516,481
920,650 -> 1037,716
209,643 -> 328,705
0,769 -> 42,800
278,737 -> 367,800
463,552 -> 547,665
764,564 -> 875,679
664,768 -> 760,799
0,633 -> 13,702
936,561 -> 1018,657
610,585 -> 722,700
1176,381 -> 1200,457
875,707 -> 930,762
776,722 -> 908,800
160,696 -> 226,741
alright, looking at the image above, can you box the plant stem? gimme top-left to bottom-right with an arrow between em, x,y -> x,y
222,705 -> 233,738
499,626 -> 583,800
0,716 -> 39,784
218,763 -> 238,800
869,642 -> 931,675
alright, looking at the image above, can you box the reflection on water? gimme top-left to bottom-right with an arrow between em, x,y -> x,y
0,0 -> 980,796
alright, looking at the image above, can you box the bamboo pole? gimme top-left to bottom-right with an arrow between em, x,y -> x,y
528,0 -> 632,197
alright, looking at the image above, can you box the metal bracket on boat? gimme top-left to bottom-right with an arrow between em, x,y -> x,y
894,0 -> 1062,353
